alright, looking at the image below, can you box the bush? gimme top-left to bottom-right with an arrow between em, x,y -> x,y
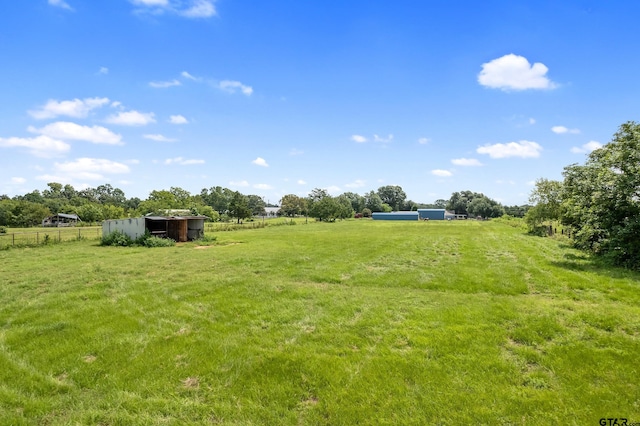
0,226 -> 6,234
100,230 -> 133,247
138,235 -> 175,247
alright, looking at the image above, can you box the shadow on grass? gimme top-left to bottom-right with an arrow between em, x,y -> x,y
548,250 -> 640,281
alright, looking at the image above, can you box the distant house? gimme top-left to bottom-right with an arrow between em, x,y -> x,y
42,213 -> 80,227
102,216 -> 208,242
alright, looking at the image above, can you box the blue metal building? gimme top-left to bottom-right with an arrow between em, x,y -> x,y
417,209 -> 446,220
372,211 -> 419,221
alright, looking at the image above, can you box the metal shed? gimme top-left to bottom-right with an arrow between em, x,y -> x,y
102,216 -> 207,242
417,209 -> 446,220
372,211 -> 419,221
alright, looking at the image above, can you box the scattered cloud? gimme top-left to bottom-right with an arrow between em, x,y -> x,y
477,141 -> 543,159
28,122 -> 122,145
98,67 -> 109,75
181,71 -> 200,81
571,141 -> 602,153
169,114 -> 188,124
149,79 -> 181,88
478,54 -> 557,91
418,137 -> 430,145
345,179 -> 366,188
289,148 -> 304,156
0,135 -> 70,157
253,183 -> 273,190
252,157 -> 269,167
48,0 -> 73,11
451,158 -> 483,166
46,158 -> 130,181
29,97 -> 110,119
551,125 -> 580,134
229,180 -> 249,187
327,185 -> 341,195
431,169 -> 453,177
351,135 -> 367,143
164,157 -> 205,165
218,80 -> 253,96
496,179 -> 516,185
130,0 -> 216,18
144,134 -> 177,142
529,118 -> 536,125
105,110 -> 156,126
297,179 -> 306,185
11,177 -> 26,184
373,134 -> 394,143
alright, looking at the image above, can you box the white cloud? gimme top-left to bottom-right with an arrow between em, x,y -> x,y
149,79 -> 181,88
105,110 -> 156,126
29,122 -> 122,145
48,0 -> 73,10
181,71 -> 199,81
478,54 -> 557,91
45,158 -> 131,181
144,134 -> 177,142
529,118 -> 536,125
351,135 -> 367,143
229,180 -> 249,187
164,157 -> 205,165
496,180 -> 516,185
98,67 -> 109,75
571,141 -> 602,154
289,148 -> 304,156
169,115 -> 188,124
252,157 -> 269,167
219,80 -> 253,96
418,137 -> 430,145
326,186 -> 341,195
253,183 -> 273,190
180,0 -> 216,17
431,169 -> 453,177
451,158 -> 483,166
297,179 -> 306,185
551,125 -> 580,134
29,97 -> 110,119
11,177 -> 26,184
345,179 -> 366,188
374,134 -> 393,143
131,0 -> 168,5
0,135 -> 70,157
477,141 -> 543,159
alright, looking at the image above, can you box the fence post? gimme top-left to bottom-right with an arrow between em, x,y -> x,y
59,230 -> 61,242
37,232 -> 39,244
13,233 -> 15,246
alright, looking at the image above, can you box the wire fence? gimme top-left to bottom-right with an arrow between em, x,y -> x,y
0,227 -> 102,248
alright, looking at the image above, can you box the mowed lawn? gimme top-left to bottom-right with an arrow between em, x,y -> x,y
0,220 -> 638,424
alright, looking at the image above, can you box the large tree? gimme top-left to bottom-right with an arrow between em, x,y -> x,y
279,194 -> 307,217
561,121 -> 640,268
377,185 -> 407,211
228,191 -> 252,224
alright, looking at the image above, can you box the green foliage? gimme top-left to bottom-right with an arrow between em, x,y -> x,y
279,194 -> 307,217
100,230 -> 134,246
447,190 -> 503,218
362,208 -> 372,218
137,234 -> 176,247
228,191 -> 252,223
561,121 -> 640,269
376,185 -> 407,211
0,226 -> 6,234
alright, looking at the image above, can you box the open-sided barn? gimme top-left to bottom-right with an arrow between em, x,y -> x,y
102,216 -> 207,242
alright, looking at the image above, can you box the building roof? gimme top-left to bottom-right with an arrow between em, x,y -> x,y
52,213 -> 80,220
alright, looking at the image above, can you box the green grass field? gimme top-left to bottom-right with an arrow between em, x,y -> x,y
1,219 -> 638,424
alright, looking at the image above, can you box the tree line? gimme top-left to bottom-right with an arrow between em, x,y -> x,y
1,179 -> 530,228
526,121 -> 640,269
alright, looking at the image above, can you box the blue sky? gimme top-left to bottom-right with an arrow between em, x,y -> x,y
1,1 -> 639,206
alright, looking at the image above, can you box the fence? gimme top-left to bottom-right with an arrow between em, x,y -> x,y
0,227 -> 102,248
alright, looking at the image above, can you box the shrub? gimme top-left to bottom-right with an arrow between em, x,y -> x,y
0,226 -> 6,234
138,235 -> 175,247
100,230 -> 134,247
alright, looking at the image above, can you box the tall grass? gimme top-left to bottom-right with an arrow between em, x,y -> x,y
0,220 -> 638,424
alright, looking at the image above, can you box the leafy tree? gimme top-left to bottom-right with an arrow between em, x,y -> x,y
467,197 -> 504,219
364,191 -> 384,212
560,121 -> 640,268
341,192 -> 365,213
201,186 -> 233,214
76,203 -> 103,225
228,191 -> 252,223
504,205 -> 531,218
247,195 -> 266,216
11,201 -> 50,227
377,185 -> 407,211
279,194 -> 307,217
433,199 -> 447,209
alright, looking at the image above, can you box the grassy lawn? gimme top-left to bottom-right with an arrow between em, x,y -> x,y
1,219 -> 638,424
